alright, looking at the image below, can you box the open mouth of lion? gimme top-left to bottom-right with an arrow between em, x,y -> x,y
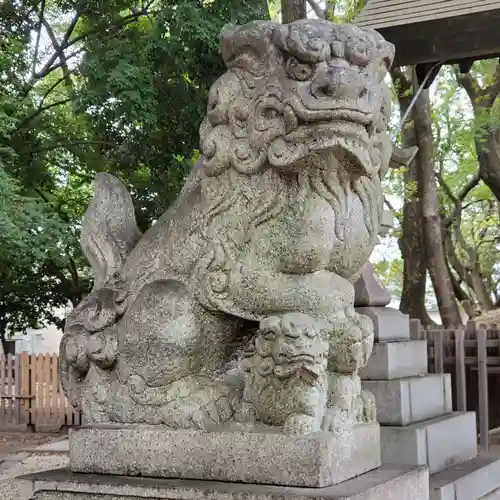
269,116 -> 374,174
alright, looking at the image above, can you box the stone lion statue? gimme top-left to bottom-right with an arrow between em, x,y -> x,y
60,19 -> 395,434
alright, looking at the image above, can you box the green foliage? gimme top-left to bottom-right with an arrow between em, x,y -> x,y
325,0 -> 366,23
373,255 -> 403,299
0,162 -> 73,337
76,0 -> 270,225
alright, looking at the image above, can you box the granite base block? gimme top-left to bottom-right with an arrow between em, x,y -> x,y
360,340 -> 428,380
355,307 -> 410,341
363,374 -> 452,426
430,455 -> 500,500
69,424 -> 381,488
22,465 -> 430,500
380,412 -> 478,474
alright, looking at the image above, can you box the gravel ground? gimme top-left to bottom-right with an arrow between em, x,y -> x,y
0,452 -> 69,500
0,432 -> 64,457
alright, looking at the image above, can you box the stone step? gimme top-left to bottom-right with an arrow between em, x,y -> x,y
430,455 -> 500,500
481,487 -> 500,499
360,340 -> 428,380
363,374 -> 452,426
380,412 -> 478,474
22,465 -> 431,500
355,307 -> 410,341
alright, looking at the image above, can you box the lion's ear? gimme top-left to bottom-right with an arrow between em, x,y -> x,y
220,21 -> 277,76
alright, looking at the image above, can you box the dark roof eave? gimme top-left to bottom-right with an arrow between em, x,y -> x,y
362,9 -> 500,68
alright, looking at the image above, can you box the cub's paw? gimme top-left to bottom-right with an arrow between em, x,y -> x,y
283,413 -> 321,435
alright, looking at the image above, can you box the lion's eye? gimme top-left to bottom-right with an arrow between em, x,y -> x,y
262,108 -> 279,120
286,57 -> 314,81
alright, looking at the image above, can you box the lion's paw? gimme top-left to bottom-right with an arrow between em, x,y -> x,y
354,389 -> 377,423
283,413 -> 321,435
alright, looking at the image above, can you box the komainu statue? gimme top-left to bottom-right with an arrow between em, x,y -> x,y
60,19 -> 395,435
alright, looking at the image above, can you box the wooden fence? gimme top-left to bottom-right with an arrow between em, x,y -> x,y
410,319 -> 500,453
0,353 -> 81,432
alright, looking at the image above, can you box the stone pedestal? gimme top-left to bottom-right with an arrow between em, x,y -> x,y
21,465 -> 430,500
360,306 -> 500,499
359,340 -> 428,380
68,424 -> 381,488
355,307 -> 410,342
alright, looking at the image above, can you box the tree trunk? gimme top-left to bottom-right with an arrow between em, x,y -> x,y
393,69 -> 436,326
456,66 -> 500,203
469,263 -> 494,311
281,0 -> 307,22
475,133 -> 500,202
414,89 -> 463,327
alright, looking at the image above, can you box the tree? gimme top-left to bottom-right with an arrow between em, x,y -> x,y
0,163 -> 73,351
456,60 -> 500,201
304,0 -> 366,22
391,69 -> 436,325
391,67 -> 462,327
432,66 -> 500,316
281,0 -> 306,22
414,87 -> 463,327
76,0 -> 271,226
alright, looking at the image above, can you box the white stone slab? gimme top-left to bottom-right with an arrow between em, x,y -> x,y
69,424 -> 381,488
353,263 -> 391,307
355,307 -> 410,341
481,488 -> 500,499
360,340 -> 428,380
430,455 -> 500,500
380,412 -> 478,475
23,465 -> 430,500
363,374 -> 452,425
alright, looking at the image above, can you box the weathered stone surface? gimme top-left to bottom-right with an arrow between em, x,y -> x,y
360,340 -> 428,380
354,263 -> 391,308
58,19 -> 398,436
355,307 -> 410,341
68,424 -> 381,487
363,374 -> 452,426
430,455 -> 500,500
23,465 -> 430,500
380,412 -> 478,474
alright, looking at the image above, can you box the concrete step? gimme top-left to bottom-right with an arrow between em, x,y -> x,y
363,373 -> 452,425
355,307 -> 410,341
431,455 -> 500,500
381,412 -> 478,474
360,340 -> 428,380
481,487 -> 500,499
22,464 -> 431,500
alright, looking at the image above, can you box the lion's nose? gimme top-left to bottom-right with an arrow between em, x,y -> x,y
311,66 -> 366,100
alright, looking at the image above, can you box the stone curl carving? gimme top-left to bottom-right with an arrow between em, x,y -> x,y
60,19 -> 395,435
